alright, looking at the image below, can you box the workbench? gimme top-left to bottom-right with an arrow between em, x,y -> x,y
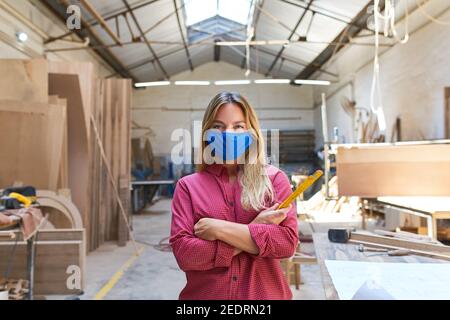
312,233 -> 446,300
362,197 -> 450,240
131,180 -> 174,213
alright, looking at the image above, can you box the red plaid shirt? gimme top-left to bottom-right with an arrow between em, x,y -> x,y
170,164 -> 298,300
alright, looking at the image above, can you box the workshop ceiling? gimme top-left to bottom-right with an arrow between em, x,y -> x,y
42,0 -> 377,82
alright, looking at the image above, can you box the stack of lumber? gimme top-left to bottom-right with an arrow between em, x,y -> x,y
349,229 -> 450,261
48,61 -> 132,251
298,176 -> 361,217
89,78 -> 132,249
0,59 -> 132,252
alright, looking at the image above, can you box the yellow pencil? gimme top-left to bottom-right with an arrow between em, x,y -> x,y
278,170 -> 323,209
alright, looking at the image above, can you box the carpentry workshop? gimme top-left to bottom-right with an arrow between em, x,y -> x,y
0,0 -> 450,304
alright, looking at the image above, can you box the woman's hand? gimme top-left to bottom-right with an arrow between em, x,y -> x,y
251,203 -> 291,225
194,218 -> 225,241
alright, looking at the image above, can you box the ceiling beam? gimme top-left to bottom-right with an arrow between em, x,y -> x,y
173,0 -> 194,71
265,0 -> 314,76
79,0 -> 122,45
40,0 -> 138,82
279,0 -> 374,33
256,47 -> 338,78
90,0 -> 162,26
296,0 -> 385,80
122,0 -> 169,79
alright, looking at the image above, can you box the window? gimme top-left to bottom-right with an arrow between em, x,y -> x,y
183,0 -> 253,26
183,0 -> 255,43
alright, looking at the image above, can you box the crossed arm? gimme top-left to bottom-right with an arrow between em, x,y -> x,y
169,175 -> 298,272
193,203 -> 291,256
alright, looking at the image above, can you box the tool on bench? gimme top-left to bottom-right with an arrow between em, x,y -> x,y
0,186 -> 37,211
358,244 -> 410,256
278,170 -> 323,209
328,228 -> 354,243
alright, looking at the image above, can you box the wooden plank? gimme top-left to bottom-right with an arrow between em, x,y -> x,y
348,239 -> 450,261
350,231 -> 450,255
48,96 -> 69,190
117,79 -> 132,245
0,59 -> 48,102
97,80 -> 105,247
336,144 -> 450,197
373,229 -> 437,243
1,229 -> 84,241
110,80 -> 120,241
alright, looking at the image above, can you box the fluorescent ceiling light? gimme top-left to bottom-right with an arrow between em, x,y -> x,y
254,79 -> 291,84
134,81 -> 170,88
174,81 -> 210,86
214,80 -> 251,85
294,79 -> 331,86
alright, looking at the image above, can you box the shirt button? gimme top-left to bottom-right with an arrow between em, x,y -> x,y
232,276 -> 238,281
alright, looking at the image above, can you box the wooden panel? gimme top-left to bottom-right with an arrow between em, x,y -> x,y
0,59 -> 48,102
47,61 -> 96,137
0,100 -> 64,189
336,144 -> 450,197
49,74 -> 90,242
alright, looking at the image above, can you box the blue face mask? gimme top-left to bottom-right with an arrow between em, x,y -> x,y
205,129 -> 253,162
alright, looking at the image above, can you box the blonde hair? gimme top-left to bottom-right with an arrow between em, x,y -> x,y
197,92 -> 274,211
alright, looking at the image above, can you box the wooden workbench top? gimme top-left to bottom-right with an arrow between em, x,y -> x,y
312,233 -> 446,300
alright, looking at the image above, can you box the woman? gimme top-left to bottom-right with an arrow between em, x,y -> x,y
170,92 -> 298,300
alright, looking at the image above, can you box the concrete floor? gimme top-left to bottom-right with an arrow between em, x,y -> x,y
77,199 -> 332,300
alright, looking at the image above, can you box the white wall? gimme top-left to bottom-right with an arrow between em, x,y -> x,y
0,0 -> 114,77
313,1 -> 450,147
132,61 -> 315,156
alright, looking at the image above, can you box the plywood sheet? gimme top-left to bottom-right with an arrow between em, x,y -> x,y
49,74 -> 90,239
48,61 -> 96,137
0,59 -> 48,102
0,100 -> 64,189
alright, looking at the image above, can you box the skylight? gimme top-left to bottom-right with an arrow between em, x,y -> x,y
183,0 -> 253,27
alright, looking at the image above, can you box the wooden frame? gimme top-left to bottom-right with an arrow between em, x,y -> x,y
445,88 -> 450,139
0,229 -> 85,295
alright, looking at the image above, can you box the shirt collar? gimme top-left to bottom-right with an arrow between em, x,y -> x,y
205,164 -> 225,176
205,164 -> 242,177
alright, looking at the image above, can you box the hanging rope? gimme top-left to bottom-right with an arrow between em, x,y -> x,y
90,115 -> 140,256
415,0 -> 450,26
